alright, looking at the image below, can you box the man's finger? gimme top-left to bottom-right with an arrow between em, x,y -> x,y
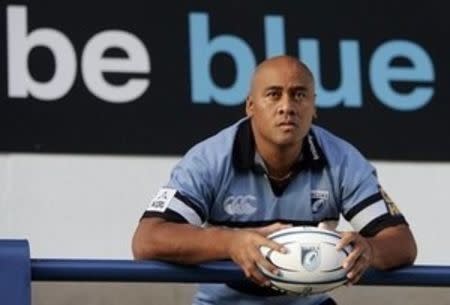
347,261 -> 366,283
246,262 -> 271,286
260,239 -> 288,254
342,246 -> 364,269
336,232 -> 356,250
254,251 -> 280,276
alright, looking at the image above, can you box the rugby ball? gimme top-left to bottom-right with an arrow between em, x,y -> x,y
259,226 -> 351,296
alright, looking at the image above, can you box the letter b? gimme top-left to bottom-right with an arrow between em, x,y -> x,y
189,13 -> 255,105
7,6 -> 76,100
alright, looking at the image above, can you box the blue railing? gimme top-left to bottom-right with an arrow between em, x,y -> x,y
2,240 -> 450,305
31,259 -> 450,287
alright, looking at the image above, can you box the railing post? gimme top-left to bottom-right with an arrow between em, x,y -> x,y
0,240 -> 31,305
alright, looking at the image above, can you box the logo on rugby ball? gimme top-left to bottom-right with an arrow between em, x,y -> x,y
300,286 -> 313,296
301,245 -> 321,272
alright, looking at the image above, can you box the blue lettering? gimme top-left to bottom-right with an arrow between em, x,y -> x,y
299,39 -> 362,108
189,13 -> 255,106
188,13 -> 435,111
369,40 -> 434,111
264,16 -> 286,57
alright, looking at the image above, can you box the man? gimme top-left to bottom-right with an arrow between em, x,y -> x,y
132,55 -> 417,305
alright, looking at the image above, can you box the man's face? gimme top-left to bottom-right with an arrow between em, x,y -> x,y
246,60 -> 316,148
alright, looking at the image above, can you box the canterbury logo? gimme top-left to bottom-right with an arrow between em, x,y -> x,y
223,195 -> 257,216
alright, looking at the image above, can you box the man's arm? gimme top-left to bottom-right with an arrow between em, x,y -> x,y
132,217 -> 287,285
368,224 -> 417,269
338,224 -> 417,284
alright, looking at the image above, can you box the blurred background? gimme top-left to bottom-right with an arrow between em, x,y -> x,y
1,1 -> 449,304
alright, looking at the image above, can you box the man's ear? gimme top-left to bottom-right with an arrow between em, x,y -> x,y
313,107 -> 318,119
245,96 -> 253,117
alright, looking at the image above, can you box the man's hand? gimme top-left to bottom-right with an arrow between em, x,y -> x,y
227,223 -> 289,286
244,222 -> 292,236
337,231 -> 374,284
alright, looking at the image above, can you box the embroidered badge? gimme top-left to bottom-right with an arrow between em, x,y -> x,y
311,190 -> 329,213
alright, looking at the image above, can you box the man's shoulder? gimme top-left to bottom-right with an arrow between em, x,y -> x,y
312,125 -> 353,149
312,125 -> 366,164
191,119 -> 244,151
181,118 -> 245,165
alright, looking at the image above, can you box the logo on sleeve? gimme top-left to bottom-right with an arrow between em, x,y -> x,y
147,188 -> 177,212
380,187 -> 401,216
311,190 -> 329,213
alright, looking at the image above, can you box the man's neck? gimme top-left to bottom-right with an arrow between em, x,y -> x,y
254,138 -> 303,180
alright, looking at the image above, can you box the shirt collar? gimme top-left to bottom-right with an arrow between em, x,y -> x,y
232,118 -> 327,173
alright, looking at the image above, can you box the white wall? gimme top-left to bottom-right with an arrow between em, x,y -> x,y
0,154 -> 179,259
369,162 -> 447,265
0,154 -> 447,264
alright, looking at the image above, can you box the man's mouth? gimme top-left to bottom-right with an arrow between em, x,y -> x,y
278,121 -> 297,127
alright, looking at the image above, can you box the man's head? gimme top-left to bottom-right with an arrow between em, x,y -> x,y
246,55 -> 316,150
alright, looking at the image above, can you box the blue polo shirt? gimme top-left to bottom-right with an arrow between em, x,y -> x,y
142,117 -> 407,305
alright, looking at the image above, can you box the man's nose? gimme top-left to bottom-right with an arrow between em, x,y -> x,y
277,94 -> 296,115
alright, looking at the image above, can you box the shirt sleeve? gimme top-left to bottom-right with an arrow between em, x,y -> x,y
141,146 -> 215,226
339,146 -> 407,237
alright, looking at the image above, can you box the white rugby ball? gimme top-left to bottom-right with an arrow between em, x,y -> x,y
259,226 -> 351,296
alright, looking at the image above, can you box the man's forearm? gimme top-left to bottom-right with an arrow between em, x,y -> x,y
368,224 -> 417,270
133,219 -> 235,264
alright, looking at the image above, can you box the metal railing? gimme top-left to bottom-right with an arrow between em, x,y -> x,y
31,258 -> 450,287
2,239 -> 450,305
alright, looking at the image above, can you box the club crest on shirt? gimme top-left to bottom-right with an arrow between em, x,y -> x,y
223,195 -> 257,216
311,190 -> 329,213
380,187 -> 401,216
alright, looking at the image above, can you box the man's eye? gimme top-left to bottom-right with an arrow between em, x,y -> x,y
294,92 -> 307,100
267,91 -> 280,98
